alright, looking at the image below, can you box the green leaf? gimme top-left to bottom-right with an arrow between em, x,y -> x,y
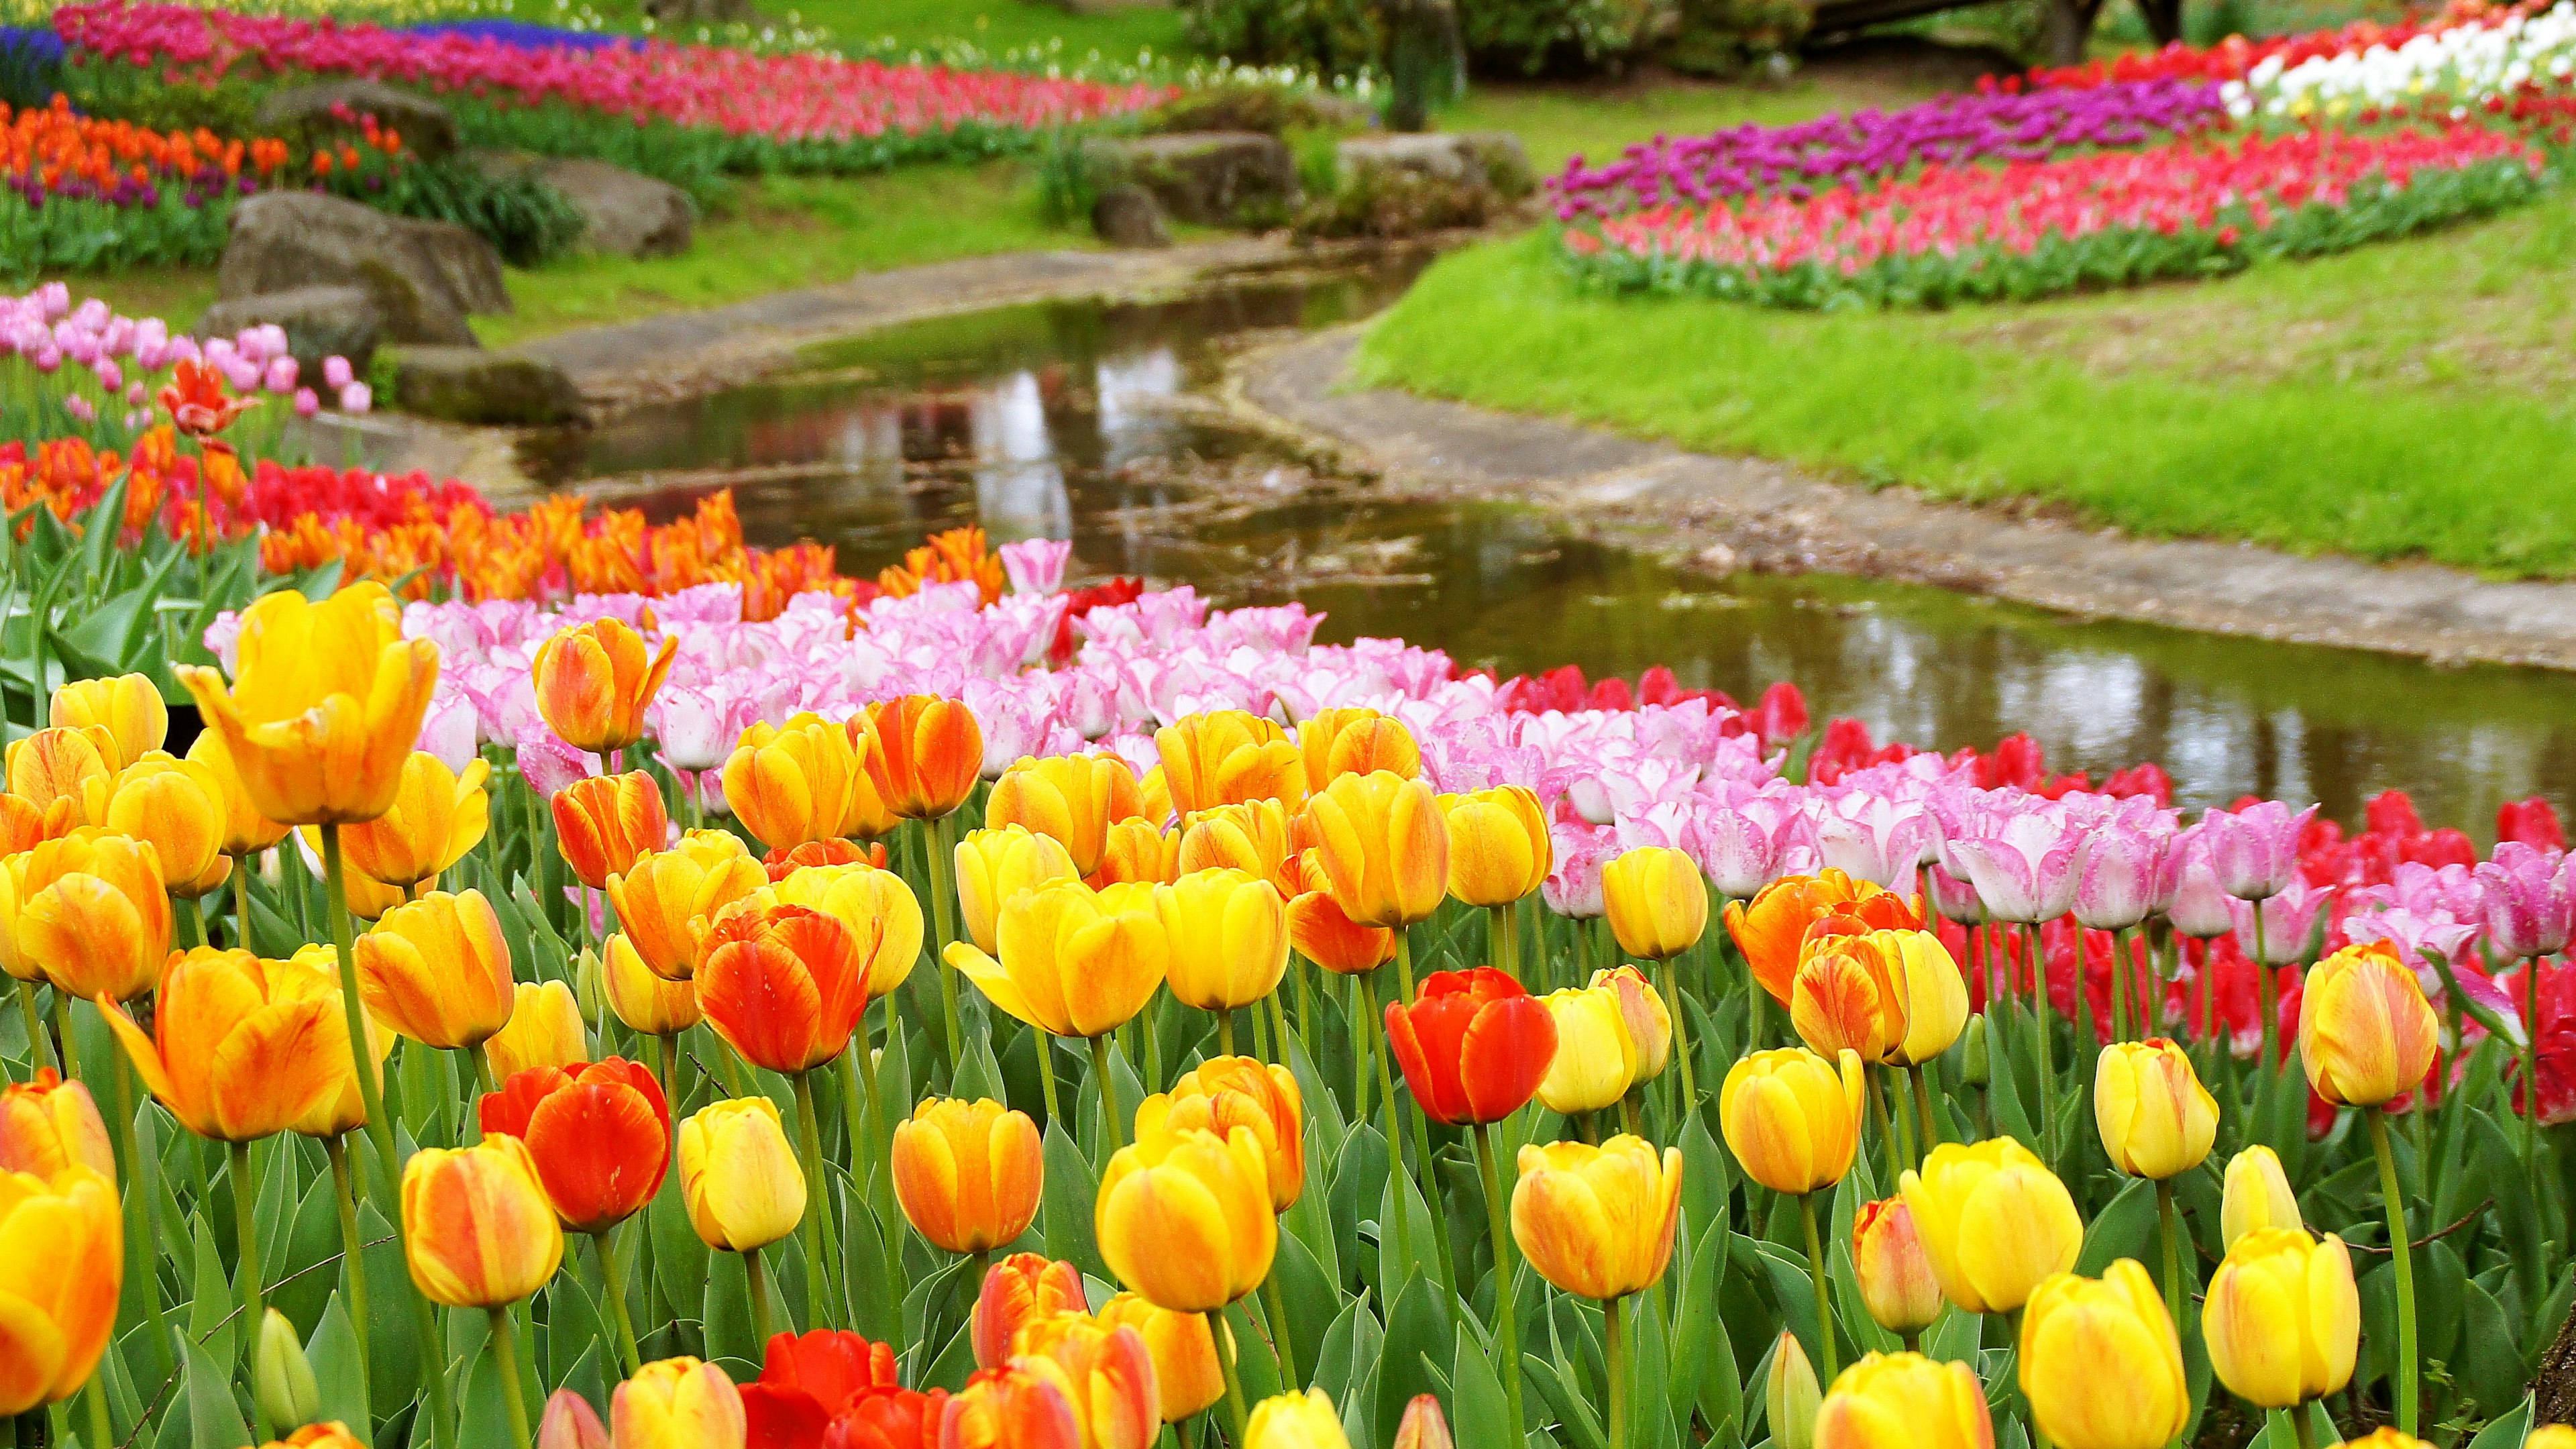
1275,1225 -> 1335,1387
1038,1120 -> 1104,1279
2459,1281 -> 2526,1420
1522,1346 -> 1609,1449
453,1324 -> 515,1449
2076,1177 -> 2158,1277
1313,1290 -> 1384,1424
1451,1320 -> 1513,1449
306,1293 -> 372,1444
647,1165 -> 710,1330
702,1250 -> 758,1373
2465,1392 -> 2534,1449
1375,1275 -> 1451,1449
182,1329 -> 252,1449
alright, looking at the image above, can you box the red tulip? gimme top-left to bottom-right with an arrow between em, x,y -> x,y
476,1058 -> 670,1232
696,904 -> 873,1075
1385,967 -> 1558,1126
826,1387 -> 950,1449
759,1330 -> 902,1417
973,1254 -> 1087,1371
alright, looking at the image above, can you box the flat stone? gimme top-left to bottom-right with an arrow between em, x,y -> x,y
391,346 -> 583,427
1090,185 -> 1171,249
195,286 -> 384,377
1337,131 -> 1533,196
218,191 -> 509,347
476,153 -> 695,258
1084,132 -> 1299,228
254,80 -> 459,162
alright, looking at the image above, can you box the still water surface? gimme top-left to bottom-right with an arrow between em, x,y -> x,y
528,268 -> 2576,837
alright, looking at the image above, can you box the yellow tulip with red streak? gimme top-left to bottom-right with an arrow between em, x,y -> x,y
987,752 -> 1147,878
2019,1260 -> 2190,1449
101,947 -> 347,1142
1510,1133 -> 1684,1300
945,879 -> 1169,1040
1301,771 -> 1447,928
0,1164 -> 121,1415
532,617 -> 676,758
402,1132 -> 564,1307
50,674 -> 163,767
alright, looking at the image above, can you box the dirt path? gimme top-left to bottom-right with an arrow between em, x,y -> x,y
1226,326 -> 2576,672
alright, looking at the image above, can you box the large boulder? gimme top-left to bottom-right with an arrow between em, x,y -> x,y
1090,185 -> 1171,249
475,153 -> 694,258
390,346 -> 583,427
195,286 -> 384,377
218,192 -> 509,347
1083,132 -> 1299,228
1336,131 -> 1534,197
253,79 -> 459,162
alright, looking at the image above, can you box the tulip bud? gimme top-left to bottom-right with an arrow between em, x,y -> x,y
1899,1139 -> 2084,1316
602,933 -> 702,1037
1851,1199 -> 1942,1336
2219,1146 -> 2302,1250
1304,770 -> 1446,928
1157,867 -> 1289,1013
2020,1260 -> 2190,1449
722,714 -> 861,852
1603,845 -> 1709,961
1008,1312 -> 1161,1449
890,1097 -> 1044,1254
1534,983 -> 1640,1116
401,1134 -> 565,1308
1392,1395 -> 1453,1449
2298,941 -> 2439,1108
255,1308 -> 321,1432
2202,1229 -> 2358,1411
1767,1332 -> 1821,1449
0,1067 -> 115,1180
1438,785 -> 1552,908
554,771 -> 669,891
680,1097 -> 806,1252
1242,1388 -> 1351,1449
1511,1135 -> 1684,1301
974,1254 -> 1088,1371
486,979 -> 590,1082
1590,965 -> 1672,1081
1097,1108 -> 1277,1313
1719,1047 -> 1865,1196
1814,1351 -> 1994,1449
858,694 -> 983,822
540,1389 -> 610,1449
1297,707 -> 1419,789
1961,1013 -> 1989,1087
532,618 -> 676,758
2094,1038 -> 2218,1181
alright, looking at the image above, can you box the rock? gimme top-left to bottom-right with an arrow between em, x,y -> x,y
1089,185 -> 1171,249
1337,131 -> 1534,198
218,192 -> 510,347
389,347 -> 584,427
195,286 -> 384,377
476,153 -> 694,258
253,80 -> 459,162
1083,132 -> 1299,229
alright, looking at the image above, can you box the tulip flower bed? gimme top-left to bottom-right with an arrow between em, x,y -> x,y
2025,0 -> 2557,87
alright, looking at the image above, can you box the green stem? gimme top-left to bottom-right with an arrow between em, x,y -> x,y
1269,991 -> 1295,1073
844,1042 -> 907,1314
1261,1267 -> 1300,1388
1293,957 -> 1316,1060
1396,928 -> 1417,1004
1911,1064 -> 1941,1158
174,893 -> 203,950
486,1307 -> 531,1449
13,977 -> 52,1073
2253,896 -> 2277,1073
1474,1122 -> 1526,1448
1218,1012 -> 1236,1059
1210,1307 -> 1250,1448
1657,954 -> 1697,1114
2368,1109 -> 2418,1436
50,989 -> 72,1089
1887,1066 -> 1917,1174
1349,973 -> 1370,1132
326,1134 -> 370,1385
1491,902 -> 1516,981
1800,1191 -> 1837,1383
790,1071 -> 841,1330
1868,1071 -> 1899,1187
2026,922 -> 2055,1158
111,1044 -> 176,1379
84,1375 -> 110,1449
1090,1034 -> 1126,1152
657,1033 -> 682,1136
2289,1406 -> 2318,1449
1141,1002 -> 1163,1096
2156,1179 -> 2184,1340
1605,1292 -> 1630,1449
926,814 -> 964,1077
467,1045 -> 497,1144
1037,1033 -> 1064,1136
2526,955 -> 2544,1163
1357,970 -> 1413,1267
594,1227 -> 642,1375
229,1139 -> 270,1443
744,1246 -> 776,1344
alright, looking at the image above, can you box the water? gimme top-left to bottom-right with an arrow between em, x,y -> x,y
527,261 -> 2576,838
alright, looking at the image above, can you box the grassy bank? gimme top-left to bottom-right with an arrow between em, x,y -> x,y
1350,199 -> 2576,577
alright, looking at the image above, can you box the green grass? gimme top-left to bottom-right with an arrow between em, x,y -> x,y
570,0 -> 1184,60
1440,73 -> 1946,174
1350,193 -> 2576,577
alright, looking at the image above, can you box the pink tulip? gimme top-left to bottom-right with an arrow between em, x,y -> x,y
2164,826 -> 2236,937
2200,799 -> 2316,900
1941,794 -> 2083,924
2475,841 -> 2576,959
515,724 -> 599,796
999,537 -> 1071,595
1542,822 -> 1618,918
1691,786 -> 1803,898
539,1389 -> 609,1449
2228,879 -> 2334,965
2070,816 -> 2174,930
324,355 -> 355,390
1811,788 -> 1936,889
293,387 -> 320,418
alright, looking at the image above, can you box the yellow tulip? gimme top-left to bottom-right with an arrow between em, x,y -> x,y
531,617 -> 676,758
1157,867 -> 1288,1013
2525,1430 -> 2576,1449
101,947 -> 347,1142
945,879 -> 1169,1039
0,829 -> 170,1000
2298,941 -> 2440,1108
1093,818 -> 1180,888
1295,706 -> 1419,788
354,889 -> 517,1050
1590,965 -> 1672,1081
280,945 -> 390,1139
2202,1228 -> 2359,1411
1813,1352 -> 1994,1449
50,674 -> 164,768
5,726 -> 116,826
1162,1056 -> 1304,1211
955,824 -> 1079,954
1155,710 -> 1306,817
2220,1146 -> 2302,1250
678,1097 -> 805,1252
1096,1108 -> 1275,1313
1719,1047 -> 1864,1195
1510,1134 -> 1684,1300
307,752 -> 489,890
186,729 -> 290,857
0,1070 -> 113,1181
719,714 -> 858,852
1789,928 -> 1969,1068
1098,1291 -> 1228,1421
401,1133 -> 564,1307
0,1164 -> 121,1415
602,932 -> 703,1036
2330,1434 -> 2437,1449
612,1358 -> 745,1449
1602,846 -> 1709,961
1242,1389 -> 1349,1449
605,833 -> 764,981
1898,1138 -> 2084,1316
987,753 -> 1145,878
1534,983 -> 1638,1116
890,1097 -> 1044,1254
485,981 -> 589,1081
1302,770 -> 1447,928
86,752 -> 230,897
2094,1038 -> 2218,1180
765,860 -> 924,996
1850,1199 -> 1943,1336
1437,785 -> 1550,907
2019,1260 -> 2190,1449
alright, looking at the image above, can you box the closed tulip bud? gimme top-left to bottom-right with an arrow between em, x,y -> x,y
87,752 -> 231,897
321,752 -> 489,889
946,879 -> 1169,1039
1535,983 -> 1639,1115
50,674 -> 164,767
3,828 -> 172,1001
1158,868 -> 1289,1012
1156,710 -> 1307,818
479,1058 -> 671,1232
1097,1112 -> 1276,1312
975,1254 -> 1089,1371
255,1307 -> 321,1431
1179,798 -> 1298,892
1962,1013 -> 1990,1085
1603,846 -> 1709,961
680,1097 -> 806,1252
1725,871 -> 1920,1007
987,753 -> 1146,878
1092,818 -> 1179,888
1391,1395 -> 1452,1449
1511,1134 -> 1684,1299
722,715 -> 860,852
941,1364 -> 1083,1449
603,932 -> 702,1035
0,1069 -> 113,1181
2019,1261 -> 2190,1449
614,1358 -> 747,1449
2220,1146 -> 2302,1249
1097,1291 -> 1226,1421
1898,1139 -> 2084,1316
2298,941 -> 2440,1108
1851,1199 -> 1943,1335
1791,928 -> 1969,1068
178,584 -> 442,826
1767,1332 -> 1822,1449
1297,707 -> 1419,789
955,825 -> 1080,953
102,946 -> 347,1141
1163,1056 -> 1304,1210
1386,967 -> 1558,1126
858,694 -> 983,822
768,861 -> 925,996
1720,1047 -> 1865,1195
486,979 -> 590,1081
541,1389 -> 611,1449
2202,1228 -> 2359,1411
263,1424 -> 368,1448
696,903 -> 871,1074
2094,1038 -> 2218,1180
891,1097 -> 1044,1254
1285,881 -> 1396,976
402,1132 -> 564,1307
186,730 -> 290,857
1590,965 -> 1672,1081
1813,1351 -> 1994,1449
1242,1389 -> 1350,1449
1437,785 -> 1551,907
555,772 -> 669,890
5,725 -> 117,826
278,945 -> 390,1139
2524,1430 -> 2576,1449
533,617 -> 677,757
1009,1312 -> 1161,1449
607,834 -> 764,981
0,1163 -> 120,1415
356,889 -> 516,1049
2330,1434 -> 2436,1449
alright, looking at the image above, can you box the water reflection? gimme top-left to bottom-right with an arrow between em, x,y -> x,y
539,272 -> 2576,838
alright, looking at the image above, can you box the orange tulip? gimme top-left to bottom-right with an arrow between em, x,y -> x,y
1296,707 -> 1419,788
556,772 -> 669,891
1790,928 -> 1970,1069
478,1058 -> 671,1232
892,1097 -> 1044,1253
1438,786 -> 1552,907
401,1132 -> 564,1307
50,674 -> 164,768
486,981 -> 590,1081
0,795 -> 70,857
1155,710 -> 1306,818
857,695 -> 982,821
1097,1291 -> 1226,1421
0,1069 -> 113,1181
1009,1312 -> 1161,1449
533,618 -> 676,758
85,752 -> 231,898
0,1163 -> 121,1415
942,1364 -> 1083,1449
318,751 -> 489,890
5,726 -> 116,826
1285,885 -> 1397,975
987,753 -> 1146,877
765,860 -> 924,996
1163,1055 -> 1303,1210
1091,819 -> 1178,888
186,729 -> 290,856
354,889 -> 517,1050
279,945 -> 390,1139
696,903 -> 870,1074
1178,800 -> 1296,892
262,1426 -> 368,1449
1,828 -> 170,1001
602,932 -> 703,1036
1391,1395 -> 1454,1449
606,833 -> 765,981
2298,941 -> 2441,1108
1302,770 -> 1447,928
721,715 -> 859,852
975,1254 -> 1087,1371
101,947 -> 347,1142
1725,871 -> 1922,1007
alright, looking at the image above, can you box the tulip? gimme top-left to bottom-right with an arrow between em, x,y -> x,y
767,860 -> 924,996
5,726 -> 116,826
1788,928 -> 1968,1069
2229,879 -> 2334,966
541,1389 -> 610,1449
2094,1038 -> 2217,1181
278,945 -> 390,1139
86,751 -> 231,898
486,980 -> 590,1081
102,946 -> 346,1142
954,825 -> 1079,953
1850,1199 -> 1943,1338
1093,818 -> 1179,887
1391,1395 -> 1452,1449
1155,710 -> 1306,817
1943,807 -> 2084,925
750,1328 -> 899,1419
0,795 -> 68,857
0,1164 -> 120,1415
858,694 -> 983,820
2070,818 -> 2174,932
1767,1332 -> 1821,1449
987,753 -> 1146,877
1534,983 -> 1638,1116
187,729 -> 290,857
606,834 -> 765,980
764,839 -> 886,879
1439,785 -> 1550,907
0,1069 -> 113,1180
1510,1134 -> 1683,1300
2202,800 -> 2316,901
255,1307 -> 321,1431
679,1097 -> 806,1253
722,714 -> 860,851
2298,941 -> 2439,1108
1241,1389 -> 1350,1449
260,1430 -> 367,1449
1162,1056 -> 1304,1210
2331,1435 -> 2436,1449
1158,868 -> 1289,1017
945,879 -> 1169,1040
3,828 -> 172,1003
401,1132 -> 564,1307
478,1058 -> 670,1232
2525,1430 -> 2576,1449
1177,798 -> 1296,890
2019,1260 -> 2190,1449
1724,871 -> 1919,1007
2220,1145 -> 2302,1248
1898,1138 -> 2084,1316
1719,1047 -> 1864,1195
2203,1228 -> 2359,1411
532,617 -> 677,758
614,1358 -> 747,1449
696,903 -> 870,1074
1095,1114 -> 1275,1313
1284,886 -> 1395,975
1385,967 -> 1558,1126
1303,770 -> 1448,928
975,1254 -> 1088,1371
1812,1351 -> 1994,1449
354,889 -> 516,1049
890,1097 -> 1044,1254
1297,707 -> 1419,788
941,1364 -> 1083,1449
1008,1312 -> 1160,1449
1098,1291 -> 1226,1421
177,582 -> 443,826
320,751 -> 489,890
603,932 -> 704,1036
1591,965 -> 1672,1081
556,771 -> 670,891
1602,845 -> 1708,961
50,674 -> 164,767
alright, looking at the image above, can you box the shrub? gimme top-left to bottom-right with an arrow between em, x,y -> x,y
1662,0 -> 1809,77
1181,0 -> 1383,78
1458,0 -> 1672,75
378,154 -> 585,266
1294,163 -> 1497,237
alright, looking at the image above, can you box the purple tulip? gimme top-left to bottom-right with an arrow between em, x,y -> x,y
2228,880 -> 2335,965
2200,800 -> 2317,900
1941,794 -> 2084,924
2475,841 -> 2576,959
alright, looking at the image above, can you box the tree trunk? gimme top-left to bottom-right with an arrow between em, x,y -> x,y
2043,0 -> 2106,64
2135,0 -> 2184,44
